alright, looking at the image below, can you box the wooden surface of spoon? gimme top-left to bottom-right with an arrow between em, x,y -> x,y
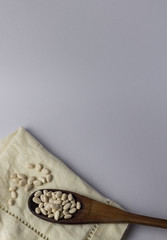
28,189 -> 167,229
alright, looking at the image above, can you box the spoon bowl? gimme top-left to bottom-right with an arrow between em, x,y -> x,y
28,189 -> 167,228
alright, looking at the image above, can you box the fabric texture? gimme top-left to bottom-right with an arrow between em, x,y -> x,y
0,127 -> 128,240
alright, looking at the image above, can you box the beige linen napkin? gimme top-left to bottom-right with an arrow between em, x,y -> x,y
0,127 -> 128,240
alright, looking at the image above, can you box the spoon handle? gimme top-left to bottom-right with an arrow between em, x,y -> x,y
91,201 -> 167,229
115,209 -> 167,229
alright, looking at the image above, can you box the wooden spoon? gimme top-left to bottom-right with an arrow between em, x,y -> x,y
28,189 -> 167,229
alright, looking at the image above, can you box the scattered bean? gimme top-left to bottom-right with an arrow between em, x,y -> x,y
36,163 -> 43,172
9,186 -> 17,191
46,174 -> 52,182
28,176 -> 36,184
33,180 -> 43,186
24,184 -> 33,192
17,173 -> 27,179
39,177 -> 46,184
19,179 -> 27,186
42,168 -> 50,175
8,199 -> 15,206
11,191 -> 17,199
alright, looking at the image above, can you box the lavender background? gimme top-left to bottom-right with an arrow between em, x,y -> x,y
0,1 -> 167,239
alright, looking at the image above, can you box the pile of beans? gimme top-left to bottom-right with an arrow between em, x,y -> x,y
8,163 -> 53,206
33,190 -> 81,220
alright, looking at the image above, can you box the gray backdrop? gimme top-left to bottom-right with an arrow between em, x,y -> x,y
0,0 -> 167,239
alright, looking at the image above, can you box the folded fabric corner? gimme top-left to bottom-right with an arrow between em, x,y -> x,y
0,127 -> 128,240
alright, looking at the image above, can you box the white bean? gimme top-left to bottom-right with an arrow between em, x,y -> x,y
70,199 -> 75,204
33,180 -> 42,186
62,199 -> 69,205
71,203 -> 76,209
9,186 -> 17,191
42,168 -> 50,175
39,203 -> 44,208
46,174 -> 52,182
49,198 -> 54,203
43,190 -> 48,195
41,208 -> 47,215
44,195 -> 48,202
36,163 -> 43,171
56,191 -> 62,198
64,214 -> 72,219
46,191 -> 52,197
24,184 -> 33,192
47,210 -> 52,215
63,210 -> 69,215
33,197 -> 41,204
51,203 -> 59,210
54,210 -> 60,220
63,203 -> 71,210
76,202 -> 81,210
8,199 -> 15,206
68,193 -> 73,201
28,176 -> 36,184
17,173 -> 27,179
19,179 -> 27,186
35,207 -> 41,214
34,190 -> 42,197
69,208 -> 77,214
54,199 -> 62,205
11,191 -> 17,199
52,192 -> 56,200
48,214 -> 54,218
61,193 -> 67,201
39,177 -> 46,183
40,194 -> 45,202
45,204 -> 52,211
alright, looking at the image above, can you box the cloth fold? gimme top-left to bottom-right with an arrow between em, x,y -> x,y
0,127 -> 128,240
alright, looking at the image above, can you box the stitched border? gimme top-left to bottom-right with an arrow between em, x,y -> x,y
0,204 -> 51,240
0,199 -> 113,240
